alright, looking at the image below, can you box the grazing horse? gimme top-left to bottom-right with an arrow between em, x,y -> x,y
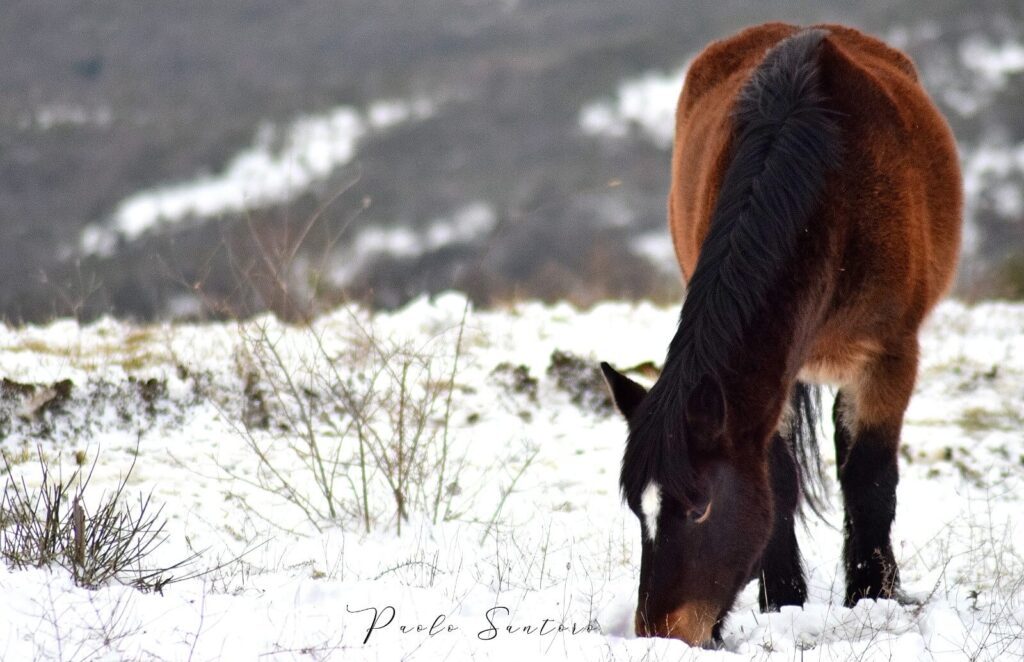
601,23 -> 961,647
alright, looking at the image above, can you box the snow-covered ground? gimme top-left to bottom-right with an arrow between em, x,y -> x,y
1,295 -> 1022,660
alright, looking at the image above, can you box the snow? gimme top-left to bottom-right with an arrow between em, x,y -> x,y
578,63 -> 689,149
29,104 -> 113,131
933,36 -> 1024,119
630,232 -> 678,274
962,142 -> 1024,217
328,202 -> 498,285
78,98 -> 435,257
1,295 -> 1023,660
960,37 -> 1024,90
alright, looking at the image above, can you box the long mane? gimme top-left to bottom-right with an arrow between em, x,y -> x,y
621,29 -> 840,508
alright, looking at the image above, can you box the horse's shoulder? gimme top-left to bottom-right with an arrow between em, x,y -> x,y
681,22 -> 798,113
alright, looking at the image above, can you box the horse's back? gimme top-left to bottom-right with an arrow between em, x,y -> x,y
670,23 -> 961,352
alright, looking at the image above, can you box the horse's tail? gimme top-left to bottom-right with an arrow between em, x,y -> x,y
673,28 -> 841,381
790,381 -> 827,518
667,29 -> 837,513
736,30 -> 837,518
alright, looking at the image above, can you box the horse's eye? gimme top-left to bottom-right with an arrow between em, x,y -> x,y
688,499 -> 712,524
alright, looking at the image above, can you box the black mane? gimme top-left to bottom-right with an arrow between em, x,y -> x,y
621,29 -> 840,508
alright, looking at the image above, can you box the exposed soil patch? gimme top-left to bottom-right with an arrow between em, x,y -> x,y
547,350 -> 613,414
490,362 -> 538,402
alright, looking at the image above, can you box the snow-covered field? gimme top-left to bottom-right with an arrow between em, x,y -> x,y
1,295 -> 1023,660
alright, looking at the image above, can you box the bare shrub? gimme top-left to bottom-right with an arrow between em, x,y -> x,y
189,188 -> 537,536
0,449 -> 198,592
221,301 -> 479,535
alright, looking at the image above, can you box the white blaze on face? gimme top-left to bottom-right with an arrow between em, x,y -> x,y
640,481 -> 662,541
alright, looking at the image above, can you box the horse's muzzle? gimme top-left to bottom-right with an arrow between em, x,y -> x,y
634,602 -> 717,647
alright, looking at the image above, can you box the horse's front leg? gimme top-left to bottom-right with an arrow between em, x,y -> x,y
757,424 -> 807,612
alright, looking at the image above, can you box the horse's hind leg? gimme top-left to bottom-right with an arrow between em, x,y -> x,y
758,429 -> 807,611
833,340 -> 917,606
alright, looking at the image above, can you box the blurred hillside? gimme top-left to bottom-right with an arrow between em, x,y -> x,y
2,0 -> 1022,322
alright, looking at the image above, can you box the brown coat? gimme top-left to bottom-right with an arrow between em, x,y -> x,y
669,22 -> 961,427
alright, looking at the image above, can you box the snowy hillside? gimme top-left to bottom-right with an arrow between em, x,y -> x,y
1,295 -> 1022,660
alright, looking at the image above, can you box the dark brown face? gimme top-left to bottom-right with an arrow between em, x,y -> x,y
601,362 -> 775,647
630,461 -> 773,646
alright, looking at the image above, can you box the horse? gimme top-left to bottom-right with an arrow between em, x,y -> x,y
600,23 -> 961,647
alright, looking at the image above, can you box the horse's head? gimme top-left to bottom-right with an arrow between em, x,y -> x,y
601,362 -> 774,647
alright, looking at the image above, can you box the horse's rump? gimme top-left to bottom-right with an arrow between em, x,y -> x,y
670,23 -> 961,380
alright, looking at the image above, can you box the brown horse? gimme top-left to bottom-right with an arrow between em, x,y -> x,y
601,23 -> 961,647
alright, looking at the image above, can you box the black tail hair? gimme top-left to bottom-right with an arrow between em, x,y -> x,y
790,382 -> 827,518
666,27 -> 841,383
621,29 -> 840,509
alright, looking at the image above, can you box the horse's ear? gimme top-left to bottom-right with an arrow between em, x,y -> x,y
685,375 -> 727,444
600,362 -> 647,419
